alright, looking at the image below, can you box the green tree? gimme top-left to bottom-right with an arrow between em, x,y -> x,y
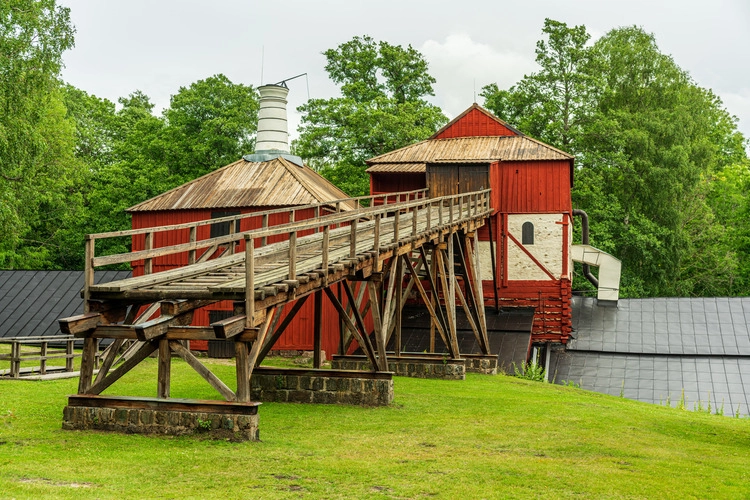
482,21 -> 749,297
0,0 -> 81,268
481,18 -> 595,151
161,74 -> 258,184
295,35 -> 448,197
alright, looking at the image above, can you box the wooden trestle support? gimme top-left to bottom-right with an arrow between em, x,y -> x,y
59,189 -> 493,439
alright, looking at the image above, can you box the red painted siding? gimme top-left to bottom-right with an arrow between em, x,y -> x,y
130,206 -> 351,357
434,108 -> 518,139
494,161 -> 572,214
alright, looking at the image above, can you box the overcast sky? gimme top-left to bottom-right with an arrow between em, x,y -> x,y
59,0 -> 750,143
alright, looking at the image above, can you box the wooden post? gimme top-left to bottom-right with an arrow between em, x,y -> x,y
322,225 -> 330,286
235,341 -> 250,402
393,209 -> 400,245
314,206 -> 320,233
10,341 -> 20,378
39,341 -> 48,375
245,236 -> 255,328
350,218 -> 358,259
84,236 -> 95,313
313,290 -> 323,369
374,214 -> 381,272
188,226 -> 197,264
412,204 -> 418,237
65,337 -> 74,372
394,256 -> 403,358
261,214 -> 269,246
78,337 -> 97,393
289,231 -> 297,280
144,231 -> 153,275
157,338 -> 171,398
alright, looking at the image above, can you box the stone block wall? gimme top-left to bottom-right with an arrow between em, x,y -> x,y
251,367 -> 393,406
331,355 -> 466,380
463,355 -> 499,375
62,396 -> 260,441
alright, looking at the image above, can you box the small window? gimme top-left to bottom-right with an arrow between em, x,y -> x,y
522,221 -> 534,245
210,211 -> 241,238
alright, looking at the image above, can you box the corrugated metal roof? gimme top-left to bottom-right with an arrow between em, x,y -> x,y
0,270 -> 131,338
365,135 -> 573,172
128,157 -> 356,212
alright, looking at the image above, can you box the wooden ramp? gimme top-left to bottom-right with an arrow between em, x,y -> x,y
60,189 -> 493,404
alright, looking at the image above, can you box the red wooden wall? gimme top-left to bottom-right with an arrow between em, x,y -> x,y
490,161 -> 572,215
129,207 -> 369,358
433,107 -> 518,139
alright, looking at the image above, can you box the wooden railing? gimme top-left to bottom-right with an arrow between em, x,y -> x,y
82,188 -> 492,310
0,336 -> 79,378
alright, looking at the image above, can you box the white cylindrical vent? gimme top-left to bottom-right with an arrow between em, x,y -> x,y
255,84 -> 290,153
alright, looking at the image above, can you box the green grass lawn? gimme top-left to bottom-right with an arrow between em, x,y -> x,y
1,357 -> 749,499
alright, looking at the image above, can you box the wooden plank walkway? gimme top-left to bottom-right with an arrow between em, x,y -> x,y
59,188 -> 493,404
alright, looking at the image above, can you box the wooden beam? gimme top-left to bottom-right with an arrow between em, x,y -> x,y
246,306 -> 276,378
157,338 -> 171,399
77,338 -> 97,394
169,341 -> 236,401
212,314 -> 247,339
93,338 -> 124,386
255,296 -> 308,366
401,252 -> 453,357
58,313 -> 100,336
235,341 -> 251,403
313,290 -> 323,368
325,286 -> 378,371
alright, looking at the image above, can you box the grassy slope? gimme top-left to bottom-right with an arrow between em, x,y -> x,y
0,359 -> 748,499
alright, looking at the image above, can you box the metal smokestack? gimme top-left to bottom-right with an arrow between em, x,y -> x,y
243,80 -> 303,166
255,84 -> 290,154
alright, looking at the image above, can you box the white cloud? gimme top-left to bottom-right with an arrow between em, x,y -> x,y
421,34 -> 538,118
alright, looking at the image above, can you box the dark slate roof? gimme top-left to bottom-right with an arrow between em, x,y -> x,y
570,296 -> 750,356
554,296 -> 750,416
551,351 -> 750,417
0,270 -> 131,338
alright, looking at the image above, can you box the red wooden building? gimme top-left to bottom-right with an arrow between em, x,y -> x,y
126,83 -> 359,356
367,104 -> 576,344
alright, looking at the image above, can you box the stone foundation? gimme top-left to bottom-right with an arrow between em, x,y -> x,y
331,355 -> 466,380
251,367 -> 393,406
63,395 -> 260,441
462,354 -> 499,375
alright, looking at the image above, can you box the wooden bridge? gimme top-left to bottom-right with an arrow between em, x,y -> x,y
60,188 -> 493,405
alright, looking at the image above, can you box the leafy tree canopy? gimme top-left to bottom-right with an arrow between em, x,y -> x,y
0,0 -> 81,268
295,35 -> 448,197
482,19 -> 750,297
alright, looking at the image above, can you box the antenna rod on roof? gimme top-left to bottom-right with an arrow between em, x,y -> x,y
273,73 -> 307,88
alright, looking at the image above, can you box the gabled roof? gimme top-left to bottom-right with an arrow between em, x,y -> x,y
365,135 -> 574,173
366,103 -> 573,174
431,103 -> 523,139
128,156 -> 355,212
0,270 -> 131,338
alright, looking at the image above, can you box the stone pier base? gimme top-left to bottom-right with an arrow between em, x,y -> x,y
462,354 -> 499,375
331,355 -> 466,380
63,395 -> 260,441
251,367 -> 393,406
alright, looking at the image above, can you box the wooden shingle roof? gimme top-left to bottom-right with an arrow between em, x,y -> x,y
366,135 -> 574,173
128,156 -> 355,212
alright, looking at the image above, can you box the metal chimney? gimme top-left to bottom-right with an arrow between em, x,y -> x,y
243,82 -> 303,166
255,84 -> 290,153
